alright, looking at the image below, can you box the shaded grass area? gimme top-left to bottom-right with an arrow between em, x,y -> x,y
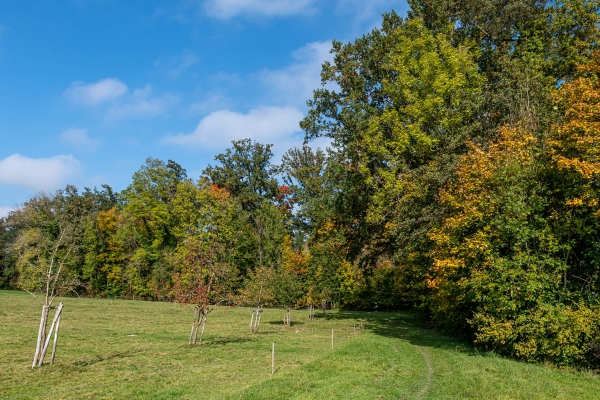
1,290 -> 599,399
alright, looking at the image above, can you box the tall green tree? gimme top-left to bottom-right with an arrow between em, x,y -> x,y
204,139 -> 279,212
279,145 -> 328,248
204,140 -> 287,270
119,158 -> 188,296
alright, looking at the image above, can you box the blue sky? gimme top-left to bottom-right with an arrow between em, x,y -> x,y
0,0 -> 408,216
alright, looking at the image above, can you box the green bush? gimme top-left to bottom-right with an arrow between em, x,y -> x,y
473,302 -> 600,368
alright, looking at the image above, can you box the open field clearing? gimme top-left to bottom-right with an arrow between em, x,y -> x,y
1,290 -> 599,399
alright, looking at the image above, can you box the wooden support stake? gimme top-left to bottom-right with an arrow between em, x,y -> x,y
32,305 -> 48,368
38,302 -> 63,367
271,342 -> 275,375
199,312 -> 207,346
190,306 -> 199,344
50,311 -> 62,365
354,324 -> 356,334
331,329 -> 334,350
255,312 -> 261,333
192,309 -> 201,345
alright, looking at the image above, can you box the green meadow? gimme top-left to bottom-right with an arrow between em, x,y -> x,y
1,290 -> 599,399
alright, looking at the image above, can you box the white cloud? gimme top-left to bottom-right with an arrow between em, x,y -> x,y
64,78 -> 128,106
60,128 -> 100,151
163,106 -> 304,149
203,0 -> 317,19
106,85 -> 179,121
261,41 -> 332,106
0,154 -> 81,191
0,206 -> 13,219
170,41 -> 335,155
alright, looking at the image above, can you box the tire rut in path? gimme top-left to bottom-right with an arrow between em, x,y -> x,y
414,345 -> 433,400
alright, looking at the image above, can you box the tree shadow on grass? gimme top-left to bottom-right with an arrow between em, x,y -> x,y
73,350 -> 138,367
319,310 -> 476,356
367,315 -> 473,352
311,310 -> 414,322
266,320 -> 305,326
207,336 -> 255,346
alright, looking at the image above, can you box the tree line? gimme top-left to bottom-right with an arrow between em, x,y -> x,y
3,0 -> 600,368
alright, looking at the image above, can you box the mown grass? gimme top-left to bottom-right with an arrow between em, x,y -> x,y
1,290 -> 599,399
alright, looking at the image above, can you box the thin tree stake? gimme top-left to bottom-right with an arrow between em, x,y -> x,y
272,342 -> 275,375
32,305 -> 48,368
190,306 -> 199,344
38,302 -> 63,366
199,312 -> 207,346
50,311 -> 62,365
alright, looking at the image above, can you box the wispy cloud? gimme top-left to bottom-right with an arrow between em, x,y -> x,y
60,128 -> 100,151
260,40 -> 332,106
106,85 -> 179,121
335,0 -> 406,34
163,106 -> 303,149
63,78 -> 178,121
188,94 -> 232,114
156,52 -> 200,78
203,0 -> 317,19
0,154 -> 81,191
64,78 -> 128,106
171,40 -> 334,155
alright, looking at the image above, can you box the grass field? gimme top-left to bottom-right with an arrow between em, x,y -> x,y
1,290 -> 599,399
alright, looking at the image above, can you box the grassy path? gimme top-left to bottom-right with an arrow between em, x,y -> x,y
414,346 -> 433,400
1,290 -> 599,399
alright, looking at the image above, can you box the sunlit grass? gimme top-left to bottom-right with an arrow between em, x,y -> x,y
1,290 -> 599,399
